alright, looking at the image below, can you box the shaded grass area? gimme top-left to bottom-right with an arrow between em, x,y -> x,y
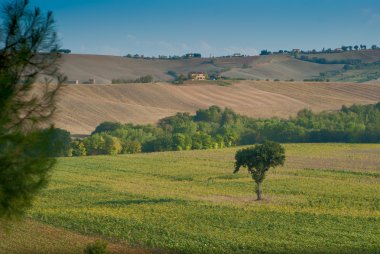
327,68 -> 380,83
0,219 -> 157,254
316,62 -> 380,83
3,144 -> 380,253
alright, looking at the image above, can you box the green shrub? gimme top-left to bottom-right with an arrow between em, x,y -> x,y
83,240 -> 109,254
44,128 -> 72,157
104,135 -> 122,155
122,140 -> 142,154
112,75 -> 153,84
135,75 -> 153,83
71,140 -> 87,156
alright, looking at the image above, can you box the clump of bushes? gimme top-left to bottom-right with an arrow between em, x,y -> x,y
303,78 -> 325,82
84,240 -> 109,254
135,75 -> 153,83
112,75 -> 153,84
172,73 -> 186,85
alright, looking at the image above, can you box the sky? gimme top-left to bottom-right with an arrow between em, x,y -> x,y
32,0 -> 380,57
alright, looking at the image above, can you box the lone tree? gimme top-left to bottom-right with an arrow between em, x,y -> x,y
234,142 -> 285,200
0,0 -> 65,220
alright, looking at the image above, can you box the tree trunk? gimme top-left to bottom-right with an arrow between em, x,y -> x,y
256,182 -> 262,200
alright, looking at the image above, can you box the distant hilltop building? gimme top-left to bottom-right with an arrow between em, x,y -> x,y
51,49 -> 71,54
292,49 -> 301,53
184,53 -> 202,58
66,80 -> 79,85
189,72 -> 207,81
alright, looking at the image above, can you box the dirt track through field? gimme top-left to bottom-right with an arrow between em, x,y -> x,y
54,81 -> 380,134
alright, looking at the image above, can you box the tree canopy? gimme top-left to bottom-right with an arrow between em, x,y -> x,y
234,142 -> 285,200
0,0 -> 64,219
56,102 -> 380,158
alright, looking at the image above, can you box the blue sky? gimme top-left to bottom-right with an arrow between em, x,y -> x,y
32,0 -> 380,56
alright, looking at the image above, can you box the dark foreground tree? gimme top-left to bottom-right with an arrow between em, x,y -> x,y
0,0 -> 65,219
234,142 -> 285,200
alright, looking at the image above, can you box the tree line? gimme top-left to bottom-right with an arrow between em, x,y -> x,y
49,102 -> 380,157
111,75 -> 154,84
261,44 -> 380,56
297,56 -> 363,65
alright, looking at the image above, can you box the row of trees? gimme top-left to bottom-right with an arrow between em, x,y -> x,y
340,45 -> 380,51
49,103 -> 380,157
111,75 -> 154,84
124,53 -> 201,60
261,44 -> 380,56
297,55 -> 363,65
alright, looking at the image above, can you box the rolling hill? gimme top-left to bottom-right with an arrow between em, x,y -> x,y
54,80 -> 380,134
298,49 -> 380,63
53,51 -> 380,134
221,55 -> 342,80
59,50 -> 380,84
59,54 -> 343,83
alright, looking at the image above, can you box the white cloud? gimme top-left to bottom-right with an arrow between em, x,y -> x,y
126,34 -> 137,41
121,35 -> 258,57
100,46 -> 123,56
156,41 -> 175,49
362,8 -> 372,15
200,40 -> 212,51
362,8 -> 380,25
123,35 -> 205,56
369,14 -> 380,24
181,43 -> 189,51
79,45 -> 88,52
223,46 -> 258,56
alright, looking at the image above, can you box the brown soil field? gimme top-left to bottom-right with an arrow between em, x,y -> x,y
60,54 -> 343,83
60,51 -> 380,84
53,80 -> 380,135
60,54 -> 217,83
221,55 -> 342,80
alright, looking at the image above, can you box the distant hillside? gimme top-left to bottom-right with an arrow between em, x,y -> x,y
297,50 -> 380,83
298,49 -> 380,64
221,55 -> 342,80
60,54 -> 220,84
53,80 -> 380,134
59,50 -> 380,84
60,54 -> 342,83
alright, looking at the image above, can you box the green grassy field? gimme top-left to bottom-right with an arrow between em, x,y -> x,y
3,144 -> 380,254
327,69 -> 380,83
319,63 -> 380,83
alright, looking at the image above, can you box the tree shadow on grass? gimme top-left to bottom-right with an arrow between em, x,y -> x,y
96,198 -> 185,207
